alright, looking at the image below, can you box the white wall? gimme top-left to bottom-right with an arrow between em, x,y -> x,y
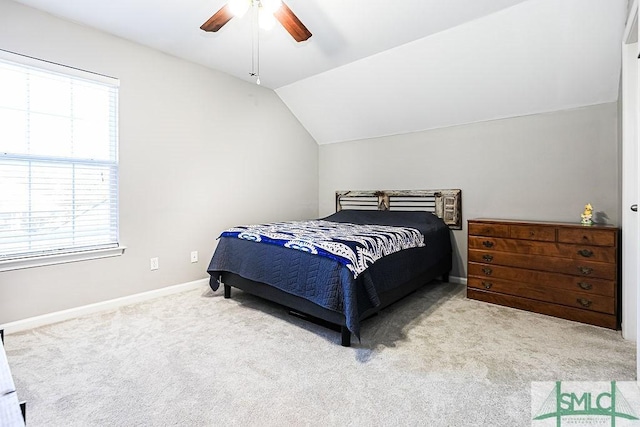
319,103 -> 620,279
0,0 -> 318,324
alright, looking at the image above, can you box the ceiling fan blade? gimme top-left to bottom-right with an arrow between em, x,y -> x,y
200,4 -> 234,32
274,2 -> 312,42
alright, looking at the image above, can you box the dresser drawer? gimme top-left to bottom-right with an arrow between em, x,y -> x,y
467,277 -> 615,314
468,250 -> 616,280
557,228 -> 616,246
468,262 -> 616,297
467,289 -> 618,329
509,224 -> 555,242
468,222 -> 509,238
468,237 -> 616,263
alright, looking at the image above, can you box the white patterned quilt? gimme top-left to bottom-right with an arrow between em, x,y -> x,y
220,220 -> 425,278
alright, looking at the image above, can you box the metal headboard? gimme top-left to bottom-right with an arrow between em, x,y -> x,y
335,189 -> 462,230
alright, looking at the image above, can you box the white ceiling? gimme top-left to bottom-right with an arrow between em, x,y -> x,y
10,0 -> 628,144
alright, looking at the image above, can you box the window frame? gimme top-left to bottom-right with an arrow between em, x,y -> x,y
0,49 -> 125,272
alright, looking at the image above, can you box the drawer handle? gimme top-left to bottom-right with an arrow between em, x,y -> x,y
482,267 -> 493,276
578,266 -> 593,275
529,231 -> 535,236
577,298 -> 592,308
577,249 -> 594,258
482,281 -> 493,289
482,254 -> 494,262
482,241 -> 494,248
577,282 -> 593,291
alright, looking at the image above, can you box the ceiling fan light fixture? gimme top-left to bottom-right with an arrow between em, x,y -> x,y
200,0 -> 311,85
259,11 -> 276,31
260,0 -> 282,15
229,0 -> 250,18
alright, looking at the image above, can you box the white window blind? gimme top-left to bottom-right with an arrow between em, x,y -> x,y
0,53 -> 120,263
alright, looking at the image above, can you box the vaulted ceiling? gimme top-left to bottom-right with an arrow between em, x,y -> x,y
10,0 -> 628,144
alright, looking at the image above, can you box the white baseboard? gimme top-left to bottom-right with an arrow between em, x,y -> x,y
448,275 -> 467,285
1,278 -> 209,335
2,275 -> 466,335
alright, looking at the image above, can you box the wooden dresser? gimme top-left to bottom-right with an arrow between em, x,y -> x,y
467,219 -> 619,329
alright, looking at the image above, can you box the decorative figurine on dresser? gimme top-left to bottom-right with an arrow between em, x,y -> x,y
466,218 -> 619,329
581,204 -> 594,226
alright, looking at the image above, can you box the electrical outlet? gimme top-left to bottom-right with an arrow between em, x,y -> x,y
150,257 -> 159,271
190,251 -> 198,263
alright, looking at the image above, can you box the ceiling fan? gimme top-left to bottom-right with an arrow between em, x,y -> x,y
200,0 -> 312,42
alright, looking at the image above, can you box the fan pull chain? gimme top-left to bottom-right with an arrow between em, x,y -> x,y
250,0 -> 260,85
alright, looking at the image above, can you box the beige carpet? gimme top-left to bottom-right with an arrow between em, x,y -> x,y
4,282 -> 636,426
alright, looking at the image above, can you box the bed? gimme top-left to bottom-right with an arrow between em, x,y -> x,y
207,189 -> 461,346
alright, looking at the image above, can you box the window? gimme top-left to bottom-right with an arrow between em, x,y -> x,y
0,51 -> 122,271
